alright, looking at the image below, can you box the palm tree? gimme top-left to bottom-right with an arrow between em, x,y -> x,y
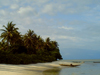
0,42 -> 7,51
23,29 -> 34,48
0,21 -> 19,50
10,30 -> 22,46
51,41 -> 62,60
45,37 -> 52,51
51,41 -> 59,49
23,29 -> 37,54
36,35 -> 44,51
45,37 -> 50,43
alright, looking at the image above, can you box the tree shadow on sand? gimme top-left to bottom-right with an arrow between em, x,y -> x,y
42,68 -> 61,75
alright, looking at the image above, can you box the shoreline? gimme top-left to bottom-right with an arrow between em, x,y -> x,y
0,59 -> 100,75
0,62 -> 62,75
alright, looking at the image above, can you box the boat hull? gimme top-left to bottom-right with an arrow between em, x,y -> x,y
59,64 -> 80,67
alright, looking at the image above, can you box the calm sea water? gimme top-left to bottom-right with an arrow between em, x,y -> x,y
0,59 -> 100,75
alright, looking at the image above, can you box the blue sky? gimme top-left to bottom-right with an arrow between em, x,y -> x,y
0,0 -> 100,59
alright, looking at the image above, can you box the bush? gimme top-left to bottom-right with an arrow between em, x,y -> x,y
0,50 -> 58,64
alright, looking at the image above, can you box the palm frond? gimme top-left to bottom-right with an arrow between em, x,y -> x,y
3,25 -> 8,30
0,29 -> 7,32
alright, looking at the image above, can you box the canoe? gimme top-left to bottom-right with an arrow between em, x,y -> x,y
59,64 -> 80,67
93,62 -> 100,63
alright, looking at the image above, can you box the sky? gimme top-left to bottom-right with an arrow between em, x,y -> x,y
0,0 -> 100,59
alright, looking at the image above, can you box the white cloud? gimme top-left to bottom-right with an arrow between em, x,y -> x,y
0,10 -> 8,16
84,5 -> 100,20
10,4 -> 19,9
59,26 -> 74,30
56,36 -> 89,42
32,0 -> 49,5
42,35 -> 80,42
41,3 -> 55,15
18,6 -> 32,14
0,0 -> 100,54
18,6 -> 38,16
0,24 -> 3,29
59,36 -> 77,41
0,0 -> 99,16
40,0 -> 93,15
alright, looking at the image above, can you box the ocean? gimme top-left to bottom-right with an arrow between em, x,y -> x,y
0,59 -> 100,75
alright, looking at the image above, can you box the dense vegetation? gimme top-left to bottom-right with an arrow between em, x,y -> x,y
0,21 -> 62,64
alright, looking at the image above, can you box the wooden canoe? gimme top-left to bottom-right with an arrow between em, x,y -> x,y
59,64 -> 80,67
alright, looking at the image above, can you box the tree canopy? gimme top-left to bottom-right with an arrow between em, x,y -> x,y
0,21 -> 62,64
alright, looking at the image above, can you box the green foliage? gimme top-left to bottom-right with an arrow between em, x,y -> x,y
0,21 -> 63,64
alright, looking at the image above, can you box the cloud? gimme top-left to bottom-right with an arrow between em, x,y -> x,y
59,26 -> 74,30
17,6 -> 38,16
84,5 -> 100,21
58,36 -> 79,42
0,0 -> 100,59
41,3 -> 67,15
40,0 -> 94,15
10,4 -> 19,9
0,10 -> 8,16
0,0 -> 100,16
41,4 -> 54,15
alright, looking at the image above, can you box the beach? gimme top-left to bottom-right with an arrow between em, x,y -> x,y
0,59 -> 100,75
0,62 -> 62,75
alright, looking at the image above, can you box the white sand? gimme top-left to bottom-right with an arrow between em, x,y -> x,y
0,61 -> 83,75
0,63 -> 61,75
